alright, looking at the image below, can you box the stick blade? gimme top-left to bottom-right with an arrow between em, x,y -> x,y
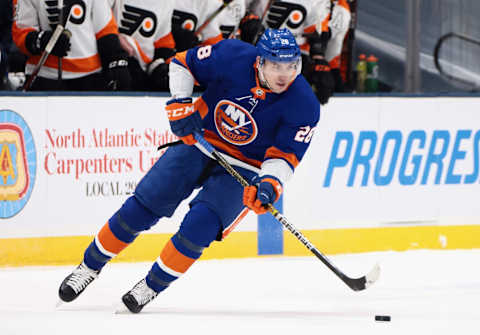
345,262 -> 381,291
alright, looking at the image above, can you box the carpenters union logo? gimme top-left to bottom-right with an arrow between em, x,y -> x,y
0,109 -> 36,218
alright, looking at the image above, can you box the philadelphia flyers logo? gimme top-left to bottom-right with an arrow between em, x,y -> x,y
46,0 -> 86,28
214,100 -> 258,146
119,5 -> 157,38
267,1 -> 307,30
220,25 -> 235,39
172,10 -> 198,31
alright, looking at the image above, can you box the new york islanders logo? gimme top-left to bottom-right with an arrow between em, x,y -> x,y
214,100 -> 257,146
0,110 -> 36,218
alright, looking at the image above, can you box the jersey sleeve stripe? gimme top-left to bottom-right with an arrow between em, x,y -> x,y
11,22 -> 36,56
337,0 -> 351,11
172,51 -> 201,86
154,32 -> 175,49
328,55 -> 341,69
265,146 -> 299,169
172,51 -> 189,69
194,97 -> 209,119
95,15 -> 119,40
26,54 -> 101,73
201,33 -> 223,47
303,25 -> 316,34
320,13 -> 331,32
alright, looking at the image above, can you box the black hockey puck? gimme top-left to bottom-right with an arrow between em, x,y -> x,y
375,315 -> 391,322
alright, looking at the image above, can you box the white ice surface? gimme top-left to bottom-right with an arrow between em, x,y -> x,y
1,250 -> 479,335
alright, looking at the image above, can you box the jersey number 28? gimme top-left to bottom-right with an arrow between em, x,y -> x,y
294,126 -> 315,143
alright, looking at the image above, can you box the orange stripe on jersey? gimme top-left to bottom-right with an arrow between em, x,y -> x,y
95,14 -> 119,40
265,146 -> 299,168
154,32 -> 175,49
321,13 -> 331,32
329,55 -> 341,69
97,222 -> 129,255
173,51 -> 189,69
201,34 -> 223,46
27,54 -> 102,73
11,21 -> 36,56
303,25 -> 316,34
204,130 -> 262,168
337,0 -> 351,11
222,208 -> 249,240
134,39 -> 152,64
173,51 -> 200,86
160,240 -> 196,274
194,97 -> 209,119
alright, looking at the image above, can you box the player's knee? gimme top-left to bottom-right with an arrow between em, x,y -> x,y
109,196 -> 160,242
178,202 -> 221,248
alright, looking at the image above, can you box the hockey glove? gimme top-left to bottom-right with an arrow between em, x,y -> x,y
105,59 -> 132,91
243,175 -> 283,215
166,97 -> 202,145
147,59 -> 169,91
25,30 -> 71,57
172,27 -> 200,53
310,58 -> 335,105
239,15 -> 264,44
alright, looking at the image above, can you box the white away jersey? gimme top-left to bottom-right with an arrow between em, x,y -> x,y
12,0 -> 119,79
110,0 -> 175,70
172,0 -> 224,45
247,0 -> 330,46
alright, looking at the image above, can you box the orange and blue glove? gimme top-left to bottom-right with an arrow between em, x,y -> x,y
165,97 -> 202,145
243,175 -> 283,215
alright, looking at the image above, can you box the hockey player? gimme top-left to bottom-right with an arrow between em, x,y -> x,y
109,0 -> 176,91
244,0 -> 336,104
217,0 -> 265,44
171,0 -> 225,53
12,0 -> 131,91
58,28 -> 320,313
324,0 -> 352,92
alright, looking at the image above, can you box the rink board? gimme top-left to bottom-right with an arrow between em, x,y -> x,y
1,95 -> 480,266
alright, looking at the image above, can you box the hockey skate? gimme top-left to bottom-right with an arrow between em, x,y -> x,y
58,262 -> 100,302
121,278 -> 158,313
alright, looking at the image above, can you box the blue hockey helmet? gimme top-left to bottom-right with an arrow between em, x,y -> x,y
257,28 -> 301,63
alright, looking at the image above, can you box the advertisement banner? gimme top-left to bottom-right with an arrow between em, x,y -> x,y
1,96 -> 479,240
286,97 -> 480,228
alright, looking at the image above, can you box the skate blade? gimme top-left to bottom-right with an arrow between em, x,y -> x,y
55,300 -> 64,308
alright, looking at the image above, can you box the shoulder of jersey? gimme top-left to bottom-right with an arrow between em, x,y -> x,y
213,39 -> 258,62
283,76 -> 321,118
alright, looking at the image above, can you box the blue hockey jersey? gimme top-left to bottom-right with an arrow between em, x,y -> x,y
172,39 -> 320,178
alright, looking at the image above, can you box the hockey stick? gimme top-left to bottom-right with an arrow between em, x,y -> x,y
22,24 -> 65,91
251,0 -> 275,45
195,0 -> 233,37
157,139 -> 182,150
57,0 -> 64,88
193,132 -> 380,291
433,32 -> 480,90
